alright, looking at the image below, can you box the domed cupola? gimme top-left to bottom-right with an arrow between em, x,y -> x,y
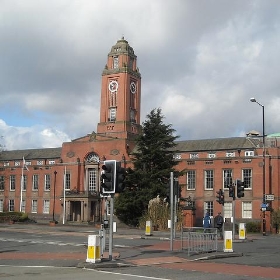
103,37 -> 140,78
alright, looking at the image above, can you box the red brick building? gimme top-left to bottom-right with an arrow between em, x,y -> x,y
0,38 -> 279,232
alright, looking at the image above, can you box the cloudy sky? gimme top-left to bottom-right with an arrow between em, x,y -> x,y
1,0 -> 280,150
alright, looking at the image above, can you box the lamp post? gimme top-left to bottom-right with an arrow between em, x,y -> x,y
250,97 -> 266,235
53,171 -> 57,222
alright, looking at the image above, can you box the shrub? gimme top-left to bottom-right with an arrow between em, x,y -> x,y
139,195 -> 183,230
18,213 -> 29,222
246,221 -> 261,233
0,212 -> 29,223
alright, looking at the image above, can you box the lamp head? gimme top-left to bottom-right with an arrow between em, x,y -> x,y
250,97 -> 256,103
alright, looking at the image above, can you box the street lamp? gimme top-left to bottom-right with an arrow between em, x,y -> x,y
250,97 -> 266,235
53,171 -> 57,222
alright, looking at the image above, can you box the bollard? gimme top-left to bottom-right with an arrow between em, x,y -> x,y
239,223 -> 246,240
223,230 -> 233,252
86,235 -> 101,263
168,219 -> 171,228
145,220 -> 152,236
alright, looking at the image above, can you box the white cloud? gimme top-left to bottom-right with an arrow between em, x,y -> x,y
1,0 -> 280,149
0,119 -> 70,150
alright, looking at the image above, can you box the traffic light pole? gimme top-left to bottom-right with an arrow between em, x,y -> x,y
170,172 -> 174,251
232,196 -> 236,240
108,195 -> 114,261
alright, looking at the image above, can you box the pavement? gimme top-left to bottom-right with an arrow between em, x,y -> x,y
75,225 -> 248,269
2,222 -> 280,279
0,222 -> 276,267
77,227 -> 280,279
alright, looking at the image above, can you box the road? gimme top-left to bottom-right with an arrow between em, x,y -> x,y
0,223 -> 280,280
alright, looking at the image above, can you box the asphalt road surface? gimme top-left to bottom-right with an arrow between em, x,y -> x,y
0,223 -> 280,280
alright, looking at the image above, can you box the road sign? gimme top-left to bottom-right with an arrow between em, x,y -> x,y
265,194 -> 275,201
261,203 -> 269,211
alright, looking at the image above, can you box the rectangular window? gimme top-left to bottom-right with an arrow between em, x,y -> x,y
174,154 -> 181,160
226,152 -> 235,157
31,200 -> 38,213
109,108 -> 116,122
113,56 -> 119,69
205,160 -> 213,165
208,153 -> 216,158
4,161 -> 9,167
190,153 -> 199,159
242,202 -> 252,218
32,174 -> 39,191
0,199 -> 3,212
44,174 -> 51,191
43,200 -> 50,214
21,200 -> 26,213
25,161 -> 32,166
9,199 -> 14,212
186,170 -> 196,190
204,201 -> 213,217
37,160 -> 44,165
245,151 -> 254,157
223,169 -> 233,189
14,161 -> 21,166
0,175 -> 4,191
204,170 -> 214,190
10,175 -> 16,191
65,173 -> 71,190
129,58 -> 133,69
88,168 -> 97,192
49,160 -> 55,165
22,175 -> 27,191
223,202 -> 232,218
242,169 -> 252,189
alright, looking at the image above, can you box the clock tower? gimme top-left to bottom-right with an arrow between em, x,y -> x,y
97,37 -> 141,141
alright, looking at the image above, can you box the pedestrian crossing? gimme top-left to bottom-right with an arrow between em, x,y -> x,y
0,237 -> 86,247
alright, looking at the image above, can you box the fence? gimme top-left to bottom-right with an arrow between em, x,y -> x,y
181,227 -> 218,256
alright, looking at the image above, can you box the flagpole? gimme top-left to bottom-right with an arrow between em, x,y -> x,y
20,156 -> 29,212
63,166 -> 66,224
20,164 -> 23,212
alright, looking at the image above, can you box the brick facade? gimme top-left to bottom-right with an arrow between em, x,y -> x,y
0,39 -> 279,233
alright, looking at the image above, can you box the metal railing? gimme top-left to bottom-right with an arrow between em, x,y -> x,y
181,227 -> 218,256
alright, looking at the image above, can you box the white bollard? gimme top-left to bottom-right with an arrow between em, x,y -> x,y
145,220 -> 152,236
86,235 -> 101,263
239,223 -> 246,239
223,230 -> 233,252
168,219 -> 171,229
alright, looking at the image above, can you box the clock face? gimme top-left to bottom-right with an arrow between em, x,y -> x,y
86,154 -> 100,163
108,80 -> 118,92
130,82 -> 136,94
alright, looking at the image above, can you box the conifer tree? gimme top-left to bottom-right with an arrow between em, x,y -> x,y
115,108 -> 180,226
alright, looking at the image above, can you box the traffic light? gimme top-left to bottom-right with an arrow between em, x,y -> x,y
229,184 -> 235,198
164,180 -> 170,204
236,179 -> 245,198
220,190 -> 225,205
100,160 -> 116,194
216,188 -> 224,205
115,161 -> 126,193
173,179 -> 181,199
